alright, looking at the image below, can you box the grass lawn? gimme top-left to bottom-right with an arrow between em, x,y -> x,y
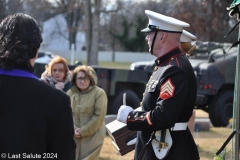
78,60 -> 132,70
98,61 -> 132,69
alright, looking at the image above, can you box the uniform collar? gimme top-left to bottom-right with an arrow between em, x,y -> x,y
155,47 -> 181,66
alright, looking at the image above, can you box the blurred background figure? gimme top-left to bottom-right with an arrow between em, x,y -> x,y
180,30 -> 197,56
67,65 -> 107,160
41,56 -> 72,92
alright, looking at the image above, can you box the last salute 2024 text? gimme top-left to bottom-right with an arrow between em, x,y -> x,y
6,153 -> 57,159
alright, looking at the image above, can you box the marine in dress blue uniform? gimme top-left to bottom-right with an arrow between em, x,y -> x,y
117,10 -> 200,160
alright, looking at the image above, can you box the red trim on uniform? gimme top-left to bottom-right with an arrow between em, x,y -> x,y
175,57 -> 180,67
146,112 -> 153,125
161,54 -> 182,66
127,118 -> 145,122
160,78 -> 175,99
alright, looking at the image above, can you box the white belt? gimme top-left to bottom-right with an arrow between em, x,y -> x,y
171,122 -> 188,131
155,122 -> 188,137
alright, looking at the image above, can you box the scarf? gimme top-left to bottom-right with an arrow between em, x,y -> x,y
41,70 -> 72,87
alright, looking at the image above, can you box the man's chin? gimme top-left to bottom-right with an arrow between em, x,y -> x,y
148,48 -> 153,55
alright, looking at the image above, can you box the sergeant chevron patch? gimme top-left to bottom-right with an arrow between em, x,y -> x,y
160,78 -> 175,99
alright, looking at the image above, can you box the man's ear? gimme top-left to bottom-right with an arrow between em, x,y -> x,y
159,32 -> 167,43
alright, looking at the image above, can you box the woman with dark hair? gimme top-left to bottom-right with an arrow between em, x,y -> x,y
41,56 -> 72,92
0,13 -> 42,71
67,65 -> 107,160
0,13 -> 75,160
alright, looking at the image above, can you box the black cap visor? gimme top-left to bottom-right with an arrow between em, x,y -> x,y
141,24 -> 159,33
141,24 -> 182,33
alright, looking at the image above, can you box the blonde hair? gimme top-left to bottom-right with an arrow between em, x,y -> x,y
180,42 -> 196,56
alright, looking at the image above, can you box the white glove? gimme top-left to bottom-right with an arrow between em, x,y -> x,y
117,105 -> 133,123
127,137 -> 137,146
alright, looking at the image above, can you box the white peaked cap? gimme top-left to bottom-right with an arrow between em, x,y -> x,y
180,30 -> 196,42
141,10 -> 190,33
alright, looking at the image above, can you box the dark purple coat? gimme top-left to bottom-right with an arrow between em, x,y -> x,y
0,71 -> 76,160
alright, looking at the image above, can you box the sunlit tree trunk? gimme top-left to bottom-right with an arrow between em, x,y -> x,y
84,0 -> 92,65
205,0 -> 214,41
88,0 -> 100,66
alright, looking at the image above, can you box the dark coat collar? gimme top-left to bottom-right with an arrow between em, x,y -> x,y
154,47 -> 181,66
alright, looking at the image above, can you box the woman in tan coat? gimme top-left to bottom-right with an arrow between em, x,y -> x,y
67,65 -> 107,160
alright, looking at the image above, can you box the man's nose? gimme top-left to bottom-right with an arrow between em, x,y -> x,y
145,35 -> 149,41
